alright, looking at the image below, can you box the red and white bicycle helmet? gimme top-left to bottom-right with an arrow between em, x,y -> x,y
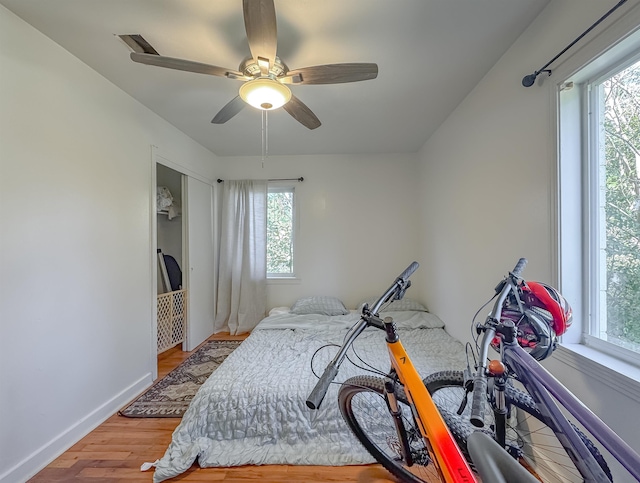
498,282 -> 573,361
521,281 -> 573,336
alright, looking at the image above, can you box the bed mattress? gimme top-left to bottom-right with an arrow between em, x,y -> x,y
151,310 -> 466,482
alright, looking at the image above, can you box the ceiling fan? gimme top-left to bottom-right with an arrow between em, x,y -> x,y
120,0 -> 378,130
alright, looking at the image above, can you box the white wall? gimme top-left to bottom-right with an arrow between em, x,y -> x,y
0,6 -> 220,482
415,0 -> 640,477
218,153 -> 422,310
2,0 -> 638,480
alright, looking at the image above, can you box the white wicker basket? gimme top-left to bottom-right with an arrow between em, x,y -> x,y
157,289 -> 186,354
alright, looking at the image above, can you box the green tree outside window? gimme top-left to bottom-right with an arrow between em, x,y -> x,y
602,60 -> 640,349
267,190 -> 294,275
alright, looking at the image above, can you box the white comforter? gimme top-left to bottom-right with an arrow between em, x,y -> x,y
152,311 -> 466,482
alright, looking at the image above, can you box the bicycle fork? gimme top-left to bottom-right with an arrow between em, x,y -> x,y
492,376 -> 508,448
383,375 -> 415,466
486,358 -> 520,458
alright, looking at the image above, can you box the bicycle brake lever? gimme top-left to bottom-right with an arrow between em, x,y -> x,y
459,367 -> 474,415
463,367 -> 474,389
510,279 -> 525,313
394,280 -> 411,300
457,393 -> 469,416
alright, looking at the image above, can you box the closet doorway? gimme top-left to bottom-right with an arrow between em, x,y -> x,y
156,164 -> 186,355
151,150 -> 216,380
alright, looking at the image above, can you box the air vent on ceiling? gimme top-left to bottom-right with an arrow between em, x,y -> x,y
118,34 -> 158,55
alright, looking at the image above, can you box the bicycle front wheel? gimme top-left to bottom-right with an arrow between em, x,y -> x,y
338,375 -> 442,483
425,370 -> 611,483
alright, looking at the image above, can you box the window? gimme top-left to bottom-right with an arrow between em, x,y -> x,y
558,27 -> 640,366
266,186 -> 296,278
588,59 -> 640,358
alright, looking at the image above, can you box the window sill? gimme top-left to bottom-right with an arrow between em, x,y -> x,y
267,277 -> 301,285
555,343 -> 640,402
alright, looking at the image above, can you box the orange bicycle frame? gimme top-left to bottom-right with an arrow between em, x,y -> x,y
387,338 -> 476,483
306,261 -> 478,482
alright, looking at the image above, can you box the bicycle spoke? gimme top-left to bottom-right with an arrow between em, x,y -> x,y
425,371 -> 611,483
339,376 -> 442,483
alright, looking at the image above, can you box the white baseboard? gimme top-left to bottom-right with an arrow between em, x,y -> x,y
0,373 -> 152,483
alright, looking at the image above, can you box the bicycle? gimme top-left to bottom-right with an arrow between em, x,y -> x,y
425,258 -> 640,482
306,262 -> 540,483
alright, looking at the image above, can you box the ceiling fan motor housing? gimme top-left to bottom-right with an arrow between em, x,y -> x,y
240,56 -> 288,79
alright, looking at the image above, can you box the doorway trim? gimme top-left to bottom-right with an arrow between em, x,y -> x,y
150,145 -> 214,380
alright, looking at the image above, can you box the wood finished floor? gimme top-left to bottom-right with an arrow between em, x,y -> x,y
27,334 -> 400,483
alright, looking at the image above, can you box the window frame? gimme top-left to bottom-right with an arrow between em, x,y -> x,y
266,183 -> 298,280
556,16 -> 640,372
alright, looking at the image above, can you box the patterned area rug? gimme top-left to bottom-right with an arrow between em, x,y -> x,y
119,340 -> 242,418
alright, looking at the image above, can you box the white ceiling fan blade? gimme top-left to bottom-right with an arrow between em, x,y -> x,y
282,63 -> 378,85
243,0 -> 277,74
283,94 -> 321,130
130,52 -> 247,79
211,96 -> 246,124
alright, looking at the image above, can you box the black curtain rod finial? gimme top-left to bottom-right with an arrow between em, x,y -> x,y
522,69 -> 551,87
522,73 -> 537,87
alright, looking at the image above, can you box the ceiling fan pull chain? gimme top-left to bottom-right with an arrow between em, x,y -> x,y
262,110 -> 268,166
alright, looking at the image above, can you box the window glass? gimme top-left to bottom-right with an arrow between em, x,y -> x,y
267,187 -> 295,277
591,59 -> 640,354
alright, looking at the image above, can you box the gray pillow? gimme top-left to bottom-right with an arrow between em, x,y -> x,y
356,297 -> 428,313
290,296 -> 350,316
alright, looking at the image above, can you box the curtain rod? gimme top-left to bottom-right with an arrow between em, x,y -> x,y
216,177 -> 304,183
522,0 -> 628,87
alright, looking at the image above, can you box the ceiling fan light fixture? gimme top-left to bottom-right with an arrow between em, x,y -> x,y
239,78 -> 291,110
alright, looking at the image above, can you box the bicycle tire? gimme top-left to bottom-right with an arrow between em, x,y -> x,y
338,375 -> 442,483
424,370 -> 612,483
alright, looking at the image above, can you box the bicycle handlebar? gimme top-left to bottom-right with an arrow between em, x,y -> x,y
306,261 -> 419,410
370,261 -> 419,314
306,363 -> 339,410
511,258 -> 528,278
470,258 -> 527,427
398,261 -> 419,284
470,375 -> 488,427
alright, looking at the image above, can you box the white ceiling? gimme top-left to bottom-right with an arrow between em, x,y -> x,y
1,0 -> 550,157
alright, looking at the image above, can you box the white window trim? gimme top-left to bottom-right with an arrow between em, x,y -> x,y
267,276 -> 301,284
583,334 -> 640,368
553,2 -> 640,392
554,343 -> 640,402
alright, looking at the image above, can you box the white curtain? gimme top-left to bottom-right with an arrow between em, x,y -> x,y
214,180 -> 267,335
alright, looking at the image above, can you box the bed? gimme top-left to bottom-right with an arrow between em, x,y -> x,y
150,296 -> 467,482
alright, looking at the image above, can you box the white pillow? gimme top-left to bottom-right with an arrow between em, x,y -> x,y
268,306 -> 290,317
392,311 -> 445,329
290,296 -> 350,316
